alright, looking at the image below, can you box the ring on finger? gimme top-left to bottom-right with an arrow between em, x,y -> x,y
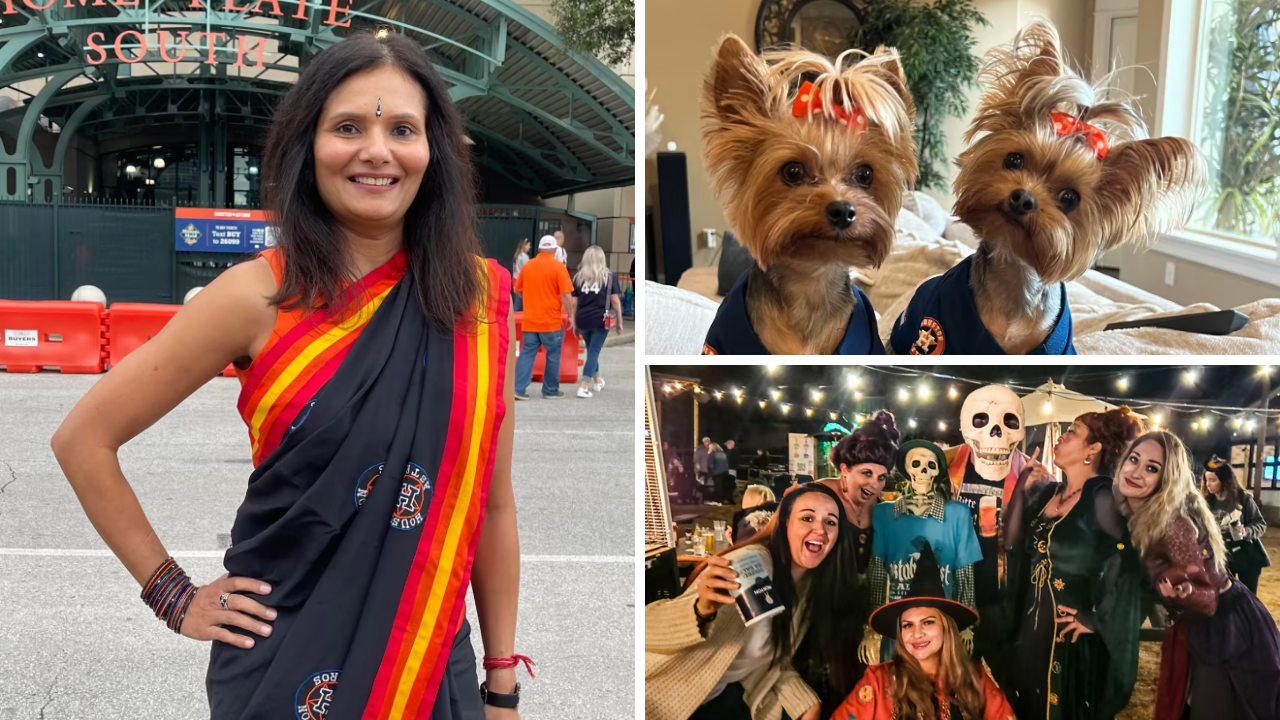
219,592 -> 232,611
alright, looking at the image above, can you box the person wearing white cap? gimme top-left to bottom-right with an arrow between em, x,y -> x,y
513,235 -> 575,399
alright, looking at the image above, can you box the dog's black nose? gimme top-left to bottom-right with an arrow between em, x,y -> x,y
1008,188 -> 1037,216
825,201 -> 856,229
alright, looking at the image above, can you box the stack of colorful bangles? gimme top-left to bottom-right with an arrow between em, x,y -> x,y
141,557 -> 198,634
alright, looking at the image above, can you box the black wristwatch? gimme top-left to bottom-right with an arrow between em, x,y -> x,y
480,681 -> 520,709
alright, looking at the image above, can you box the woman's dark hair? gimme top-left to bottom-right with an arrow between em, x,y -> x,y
1204,456 -> 1243,510
1077,406 -> 1144,475
262,31 -> 484,334
830,410 -> 900,471
687,483 -> 864,715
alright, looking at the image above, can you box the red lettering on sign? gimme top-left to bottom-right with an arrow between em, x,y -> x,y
224,0 -> 248,11
196,31 -> 225,64
249,0 -> 279,15
0,0 -> 14,16
291,0 -> 306,19
23,0 -> 58,11
61,0 -> 110,8
325,0 -> 349,27
85,31 -> 108,64
233,35 -> 266,69
115,29 -> 146,63
158,30 -> 192,62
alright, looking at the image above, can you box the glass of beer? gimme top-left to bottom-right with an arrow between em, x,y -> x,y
979,496 -> 999,538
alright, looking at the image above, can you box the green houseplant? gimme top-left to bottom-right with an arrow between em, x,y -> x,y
849,0 -> 988,191
1197,0 -> 1280,242
549,0 -> 635,67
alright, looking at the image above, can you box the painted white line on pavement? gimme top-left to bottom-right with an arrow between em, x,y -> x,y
518,430 -> 632,436
0,548 -> 633,563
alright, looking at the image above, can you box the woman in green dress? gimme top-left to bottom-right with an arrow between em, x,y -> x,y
1002,408 -> 1146,720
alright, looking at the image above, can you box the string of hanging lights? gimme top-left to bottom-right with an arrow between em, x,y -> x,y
653,365 -> 1280,438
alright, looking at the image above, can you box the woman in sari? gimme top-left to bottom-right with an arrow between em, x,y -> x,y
52,32 -> 523,719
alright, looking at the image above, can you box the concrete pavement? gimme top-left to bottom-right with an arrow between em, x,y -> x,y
0,344 -> 634,718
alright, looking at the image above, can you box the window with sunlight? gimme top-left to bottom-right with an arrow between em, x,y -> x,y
1193,0 -> 1280,249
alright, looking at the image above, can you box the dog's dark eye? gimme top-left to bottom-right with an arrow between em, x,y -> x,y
781,162 -> 808,186
852,164 -> 874,188
1058,188 -> 1080,213
1003,153 -> 1025,171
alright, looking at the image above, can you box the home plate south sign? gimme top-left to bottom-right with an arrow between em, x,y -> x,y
174,208 -> 276,253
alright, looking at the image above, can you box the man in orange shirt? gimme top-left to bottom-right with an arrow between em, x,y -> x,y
513,235 -> 576,399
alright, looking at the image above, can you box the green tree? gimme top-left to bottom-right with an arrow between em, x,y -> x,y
549,0 -> 635,67
849,0 -> 988,191
1198,0 -> 1280,241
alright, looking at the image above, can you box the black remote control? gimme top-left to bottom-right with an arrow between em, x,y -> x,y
1103,309 -> 1248,335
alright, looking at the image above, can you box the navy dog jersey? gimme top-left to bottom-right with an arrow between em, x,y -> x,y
703,270 -> 886,355
889,255 -> 1076,355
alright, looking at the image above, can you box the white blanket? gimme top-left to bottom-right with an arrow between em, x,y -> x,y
668,192 -> 1280,355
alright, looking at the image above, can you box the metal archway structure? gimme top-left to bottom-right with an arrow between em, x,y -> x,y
0,0 -> 635,201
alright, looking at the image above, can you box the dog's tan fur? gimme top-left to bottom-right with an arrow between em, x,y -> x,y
701,34 -> 918,354
954,19 -> 1205,353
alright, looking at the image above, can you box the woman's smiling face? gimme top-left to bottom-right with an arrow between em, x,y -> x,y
787,492 -> 840,570
1118,439 -> 1165,499
313,65 -> 431,234
899,606 -> 944,664
841,462 -> 888,506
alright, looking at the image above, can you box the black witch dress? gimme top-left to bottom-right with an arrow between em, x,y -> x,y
1005,477 -> 1142,720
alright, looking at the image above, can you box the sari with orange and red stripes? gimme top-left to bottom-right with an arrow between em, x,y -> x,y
210,248 -> 510,720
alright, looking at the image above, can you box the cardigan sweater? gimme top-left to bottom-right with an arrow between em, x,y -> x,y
645,545 -> 821,720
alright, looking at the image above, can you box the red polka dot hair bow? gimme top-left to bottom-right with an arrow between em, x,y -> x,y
1050,109 -> 1109,160
792,81 -> 869,132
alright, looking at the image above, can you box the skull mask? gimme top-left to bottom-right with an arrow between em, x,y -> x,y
904,447 -> 940,496
961,385 -> 1025,481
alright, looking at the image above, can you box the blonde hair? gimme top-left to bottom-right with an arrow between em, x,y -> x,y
890,611 -> 984,720
742,484 -> 776,508
1113,431 -> 1227,571
573,245 -> 609,288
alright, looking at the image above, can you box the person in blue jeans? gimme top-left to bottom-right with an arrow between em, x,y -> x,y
513,235 -> 575,399
570,246 -> 624,399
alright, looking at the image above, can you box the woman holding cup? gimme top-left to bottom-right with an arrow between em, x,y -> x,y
1202,456 -> 1269,593
645,484 -> 862,720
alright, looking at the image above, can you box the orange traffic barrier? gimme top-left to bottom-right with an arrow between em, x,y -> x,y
106,303 -> 236,377
0,300 -> 108,373
513,311 -> 584,384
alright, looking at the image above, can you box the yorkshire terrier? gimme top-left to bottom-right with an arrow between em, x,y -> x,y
890,19 -> 1205,355
699,34 -> 918,355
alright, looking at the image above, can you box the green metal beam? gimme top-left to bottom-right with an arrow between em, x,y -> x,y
469,0 -> 634,107
507,105 -> 590,179
0,28 -> 46,77
504,40 -> 632,143
488,84 -> 631,166
467,121 -> 585,183
48,95 -> 107,174
4,69 -> 79,162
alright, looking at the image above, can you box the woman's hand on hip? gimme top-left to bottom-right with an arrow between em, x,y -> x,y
694,555 -> 738,617
180,572 -> 277,649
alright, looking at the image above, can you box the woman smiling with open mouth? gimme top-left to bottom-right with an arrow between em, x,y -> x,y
646,484 -> 864,720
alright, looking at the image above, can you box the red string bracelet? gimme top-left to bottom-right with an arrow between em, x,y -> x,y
483,654 -> 537,679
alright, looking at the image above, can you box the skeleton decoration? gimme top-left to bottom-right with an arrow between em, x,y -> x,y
903,446 -> 941,516
960,385 -> 1025,481
859,438 -> 980,665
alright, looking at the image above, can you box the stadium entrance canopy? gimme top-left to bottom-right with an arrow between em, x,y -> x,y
0,0 -> 636,203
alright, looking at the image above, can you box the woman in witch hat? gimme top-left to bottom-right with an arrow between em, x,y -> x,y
830,541 -> 1014,720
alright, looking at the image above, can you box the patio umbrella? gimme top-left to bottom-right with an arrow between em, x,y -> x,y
1020,380 -> 1146,477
